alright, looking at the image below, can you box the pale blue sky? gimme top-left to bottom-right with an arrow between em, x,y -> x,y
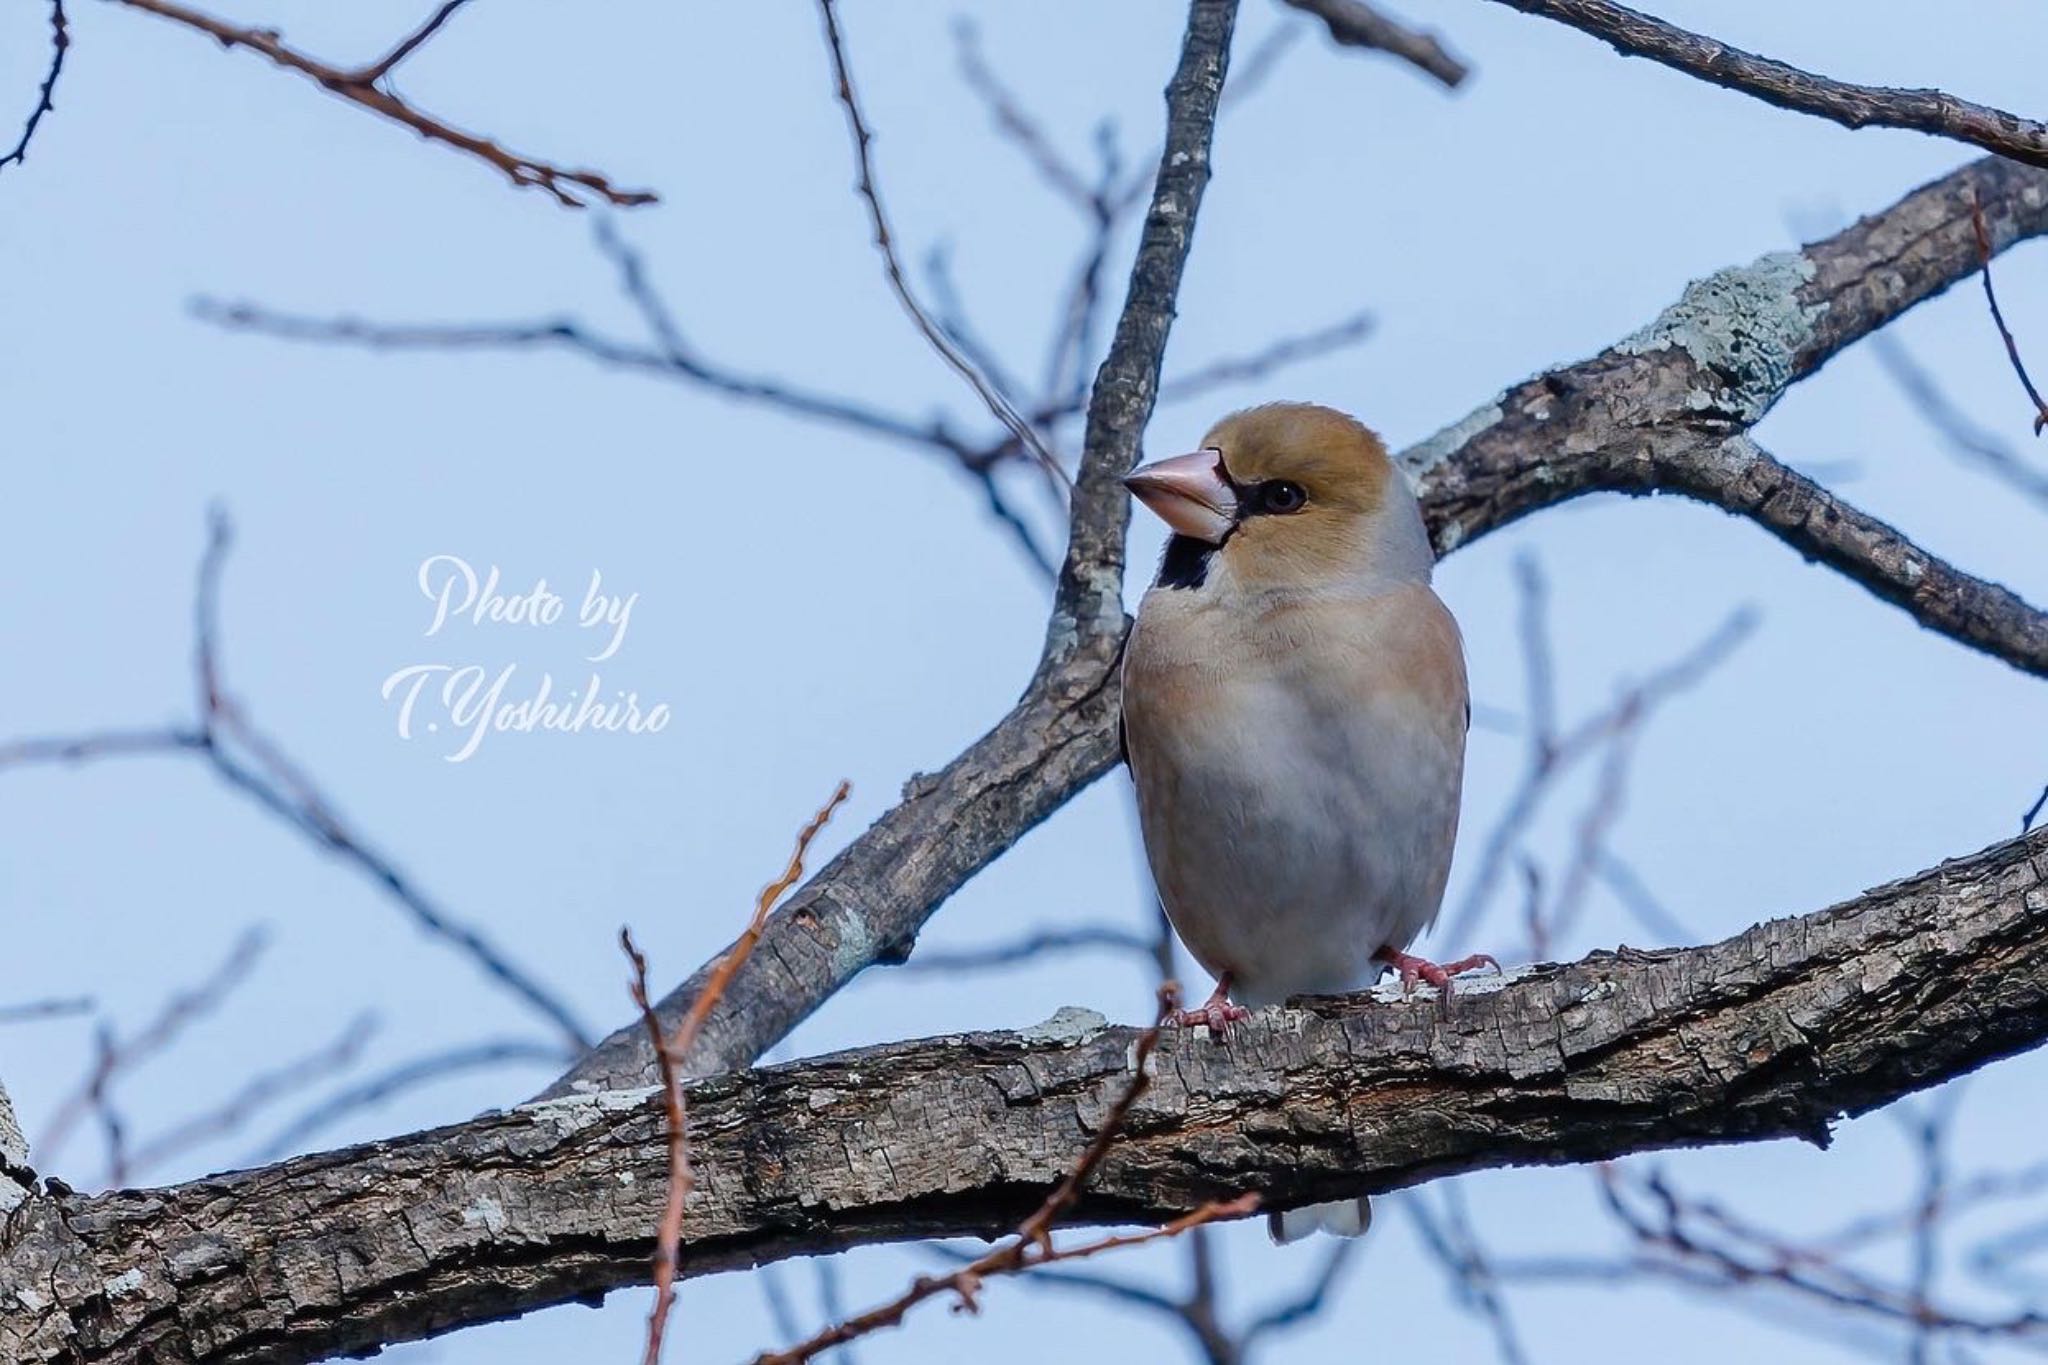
5,2 -> 2048,1361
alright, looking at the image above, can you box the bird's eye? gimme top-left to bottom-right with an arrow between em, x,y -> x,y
1256,480 -> 1307,514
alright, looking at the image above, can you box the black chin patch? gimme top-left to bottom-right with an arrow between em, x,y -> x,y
1154,534 -> 1217,590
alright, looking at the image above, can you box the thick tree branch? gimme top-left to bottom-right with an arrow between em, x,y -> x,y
9,827 -> 2048,1364
548,153 -> 2048,1102
1483,0 -> 2048,170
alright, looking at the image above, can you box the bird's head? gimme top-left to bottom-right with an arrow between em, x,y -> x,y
1123,402 -> 1433,595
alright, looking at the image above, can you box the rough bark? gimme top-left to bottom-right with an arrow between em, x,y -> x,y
551,153 -> 2048,1100
7,828 -> 2046,1365
0,1082 -> 29,1215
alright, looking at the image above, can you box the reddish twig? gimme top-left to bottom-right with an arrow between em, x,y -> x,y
109,0 -> 653,208
623,780 -> 852,1365
621,929 -> 687,1365
1969,194 -> 2048,436
812,0 -> 1068,495
0,0 -> 68,174
753,984 -> 1261,1365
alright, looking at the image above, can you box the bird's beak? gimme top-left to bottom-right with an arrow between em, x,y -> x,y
1123,450 -> 1236,544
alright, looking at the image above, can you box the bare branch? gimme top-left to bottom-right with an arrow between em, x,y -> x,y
0,511 -> 595,1051
814,0 -> 1066,491
348,0 -> 474,85
952,18 -> 1105,217
0,998 -> 94,1027
1968,193 -> 2048,435
0,0 -> 68,175
250,1038 -> 563,1160
37,926 -> 269,1163
1281,0 -> 1469,89
1484,0 -> 2048,170
625,781 -> 850,1365
894,925 -> 1159,974
1444,595 -> 1755,945
1049,0 -> 1240,660
126,1014 -> 377,1179
1154,310 -> 1376,403
10,823 -> 2048,1364
1873,335 -> 2048,510
108,0 -> 653,208
1402,1187 -> 1530,1365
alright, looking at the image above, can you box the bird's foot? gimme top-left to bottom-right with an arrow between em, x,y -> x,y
1168,976 -> 1250,1039
1373,947 -> 1500,1001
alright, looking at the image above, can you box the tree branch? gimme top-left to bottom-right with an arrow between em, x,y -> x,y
0,0 -> 68,175
541,0 -> 1244,1097
109,0 -> 653,208
9,825 -> 2048,1364
1483,0 -> 2048,170
547,153 -> 2048,1102
1281,0 -> 1469,89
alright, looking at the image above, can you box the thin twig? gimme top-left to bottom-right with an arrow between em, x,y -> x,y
813,0 -> 1068,493
625,780 -> 852,1365
1281,0 -> 1469,88
38,926 -> 270,1162
1445,559 -> 1757,944
893,925 -> 1158,974
251,1038 -> 565,1160
1872,335 -> 2048,509
127,1013 -> 377,1178
0,0 -> 68,174
1486,0 -> 2048,171
1968,194 -> 2048,436
0,511 -> 596,1051
952,18 -> 1103,216
1401,1187 -> 1531,1365
349,0 -> 474,85
0,997 -> 94,1026
1154,311 -> 1376,402
109,0 -> 653,207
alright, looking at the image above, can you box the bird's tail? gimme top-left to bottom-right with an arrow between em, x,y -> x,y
1267,1196 -> 1372,1244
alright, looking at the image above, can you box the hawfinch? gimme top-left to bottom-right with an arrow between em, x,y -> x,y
1120,402 -> 1492,1243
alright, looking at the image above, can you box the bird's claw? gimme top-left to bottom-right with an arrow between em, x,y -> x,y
1375,948 -> 1501,1002
1169,991 -> 1250,1039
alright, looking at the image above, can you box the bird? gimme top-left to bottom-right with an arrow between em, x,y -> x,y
1118,401 -> 1493,1243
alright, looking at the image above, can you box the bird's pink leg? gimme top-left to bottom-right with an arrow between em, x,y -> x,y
1373,946 -> 1501,999
1170,972 -> 1251,1038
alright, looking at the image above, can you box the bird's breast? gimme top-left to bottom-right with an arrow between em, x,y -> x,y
1122,584 -> 1467,1005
